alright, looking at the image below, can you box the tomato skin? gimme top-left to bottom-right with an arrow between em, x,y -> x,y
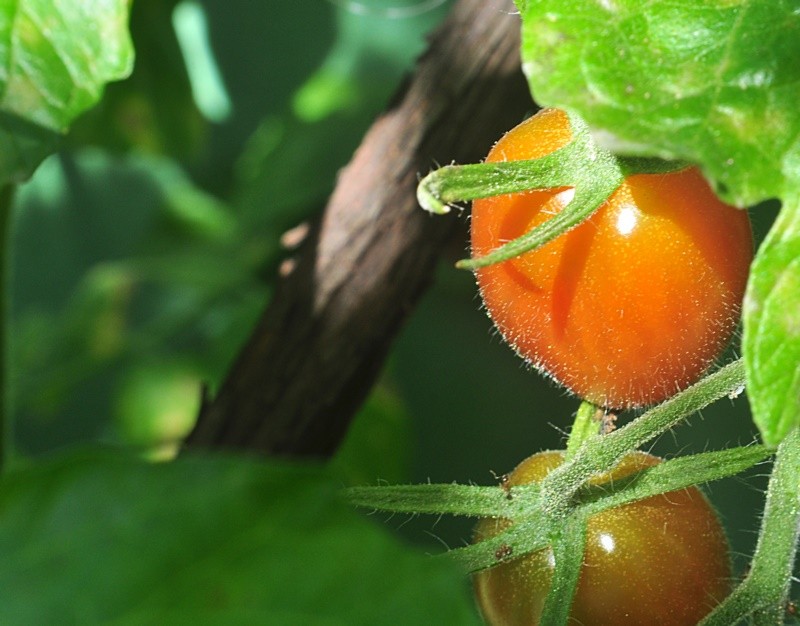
471,109 -> 753,408
473,451 -> 731,626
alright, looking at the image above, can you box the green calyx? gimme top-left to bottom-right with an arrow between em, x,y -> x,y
416,110 -> 687,271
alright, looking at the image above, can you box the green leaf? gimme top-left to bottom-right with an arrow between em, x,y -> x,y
743,188 -> 800,447
0,0 -> 133,131
0,0 -> 133,181
518,1 -> 800,205
0,450 -> 479,625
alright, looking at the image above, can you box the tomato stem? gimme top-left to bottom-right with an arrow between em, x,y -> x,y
416,145 -> 582,215
578,444 -> 771,516
432,441 -> 767,573
564,401 -> 600,460
456,169 -> 622,270
539,513 -> 587,626
699,425 -> 800,626
345,482 -> 532,518
539,360 -> 747,517
448,513 -> 553,573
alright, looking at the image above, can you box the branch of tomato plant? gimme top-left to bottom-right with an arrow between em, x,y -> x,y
457,167 -> 622,270
346,362 -> 753,553
459,514 -> 554,573
0,184 -> 13,473
576,443 -> 771,515
416,144 -> 583,215
439,440 -> 768,572
415,362 -> 752,577
538,359 -> 747,517
699,425 -> 800,626
535,362 -> 745,624
346,482 -> 535,519
539,513 -> 587,626
418,111 -> 623,271
346,412 -> 769,575
564,401 -> 601,460
417,110 -> 594,215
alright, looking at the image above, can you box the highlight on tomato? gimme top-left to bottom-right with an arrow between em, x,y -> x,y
470,109 -> 753,408
472,450 -> 732,626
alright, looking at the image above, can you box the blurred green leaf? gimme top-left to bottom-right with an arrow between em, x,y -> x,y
234,0 -> 451,241
0,0 -> 133,131
517,1 -> 800,205
331,384 -> 412,485
69,0 -> 206,161
11,150 -> 258,452
172,0 -> 231,123
0,112 -> 58,184
743,186 -> 800,447
0,0 -> 133,181
114,361 -> 201,458
234,113 -> 363,227
0,450 -> 479,625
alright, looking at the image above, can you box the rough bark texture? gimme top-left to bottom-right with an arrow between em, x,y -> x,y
185,0 -> 533,457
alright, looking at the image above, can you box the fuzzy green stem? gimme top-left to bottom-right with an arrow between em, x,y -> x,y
345,482 -> 533,519
439,443 -> 767,573
448,514 -> 552,573
0,185 -> 13,472
416,145 -> 582,215
564,402 -> 600,460
539,514 -> 586,626
579,444 -> 771,514
700,426 -> 800,625
540,360 -> 746,517
456,160 -> 621,270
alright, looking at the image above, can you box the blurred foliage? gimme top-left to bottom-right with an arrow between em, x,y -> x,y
0,450 -> 479,624
13,0 -> 450,456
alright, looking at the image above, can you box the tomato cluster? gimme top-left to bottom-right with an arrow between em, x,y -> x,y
470,109 -> 753,409
467,109 -> 748,624
473,451 -> 732,626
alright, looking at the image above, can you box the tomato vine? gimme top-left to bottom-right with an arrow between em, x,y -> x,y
353,95 -> 800,623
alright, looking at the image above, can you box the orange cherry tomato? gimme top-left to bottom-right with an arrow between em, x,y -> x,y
471,109 -> 753,408
473,451 -> 731,625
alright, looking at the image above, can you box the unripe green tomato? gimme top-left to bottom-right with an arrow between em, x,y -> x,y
473,451 -> 731,625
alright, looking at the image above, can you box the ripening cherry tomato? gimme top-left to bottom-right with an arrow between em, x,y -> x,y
471,109 -> 753,408
473,451 -> 731,626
